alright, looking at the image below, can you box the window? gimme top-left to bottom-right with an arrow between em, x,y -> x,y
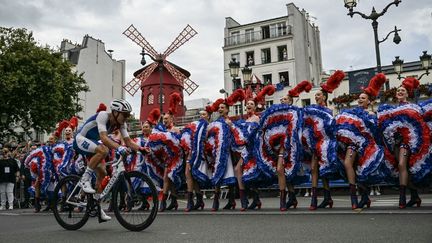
261,48 -> 271,64
158,94 -> 165,104
234,104 -> 242,116
147,93 -> 154,105
231,31 -> 240,45
245,29 -> 254,43
265,100 -> 274,109
263,74 -> 272,85
233,78 -> 242,90
231,53 -> 240,66
279,71 -> 289,86
278,45 -> 288,61
270,22 -> 287,38
261,26 -> 270,39
246,51 -> 254,66
302,99 -> 311,107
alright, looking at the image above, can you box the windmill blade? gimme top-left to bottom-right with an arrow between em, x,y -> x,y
162,24 -> 197,57
123,62 -> 158,96
123,24 -> 159,57
184,78 -> 199,95
164,61 -> 198,95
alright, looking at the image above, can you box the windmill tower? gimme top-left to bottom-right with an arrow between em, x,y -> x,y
123,24 -> 199,121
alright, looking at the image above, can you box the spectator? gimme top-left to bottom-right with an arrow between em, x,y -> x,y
0,148 -> 20,210
370,185 -> 381,196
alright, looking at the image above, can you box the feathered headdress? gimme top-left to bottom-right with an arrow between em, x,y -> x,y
205,105 -> 214,114
96,103 -> 107,113
226,88 -> 245,106
168,92 -> 182,115
320,70 -> 345,93
253,85 -> 275,104
146,108 -> 161,126
69,116 -> 78,130
288,80 -> 313,97
54,116 -> 80,138
363,73 -> 386,98
209,98 -> 225,113
401,77 -> 420,97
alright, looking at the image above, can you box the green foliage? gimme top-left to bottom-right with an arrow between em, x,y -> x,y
0,27 -> 89,138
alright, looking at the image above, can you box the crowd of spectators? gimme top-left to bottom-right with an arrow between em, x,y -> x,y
0,140 -> 39,210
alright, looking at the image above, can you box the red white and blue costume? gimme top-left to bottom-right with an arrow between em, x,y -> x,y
302,104 -> 338,178
377,102 -> 432,183
256,104 -> 306,183
24,146 -> 52,197
335,107 -> 384,183
204,117 -> 236,186
147,125 -> 183,189
184,119 -> 212,187
231,120 -> 261,184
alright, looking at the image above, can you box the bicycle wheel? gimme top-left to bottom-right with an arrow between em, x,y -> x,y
112,171 -> 158,231
52,175 -> 90,230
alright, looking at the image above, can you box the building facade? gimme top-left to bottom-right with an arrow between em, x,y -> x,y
60,35 -> 126,120
223,3 -> 323,115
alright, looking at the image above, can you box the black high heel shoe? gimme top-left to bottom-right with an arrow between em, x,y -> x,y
184,192 -> 195,212
223,200 -> 236,210
350,194 -> 359,210
193,193 -> 204,210
166,196 -> 178,211
358,194 -> 371,209
399,186 -> 407,209
285,191 -> 298,209
309,196 -> 317,211
138,199 -> 150,211
159,194 -> 168,212
239,190 -> 249,211
247,190 -> 262,210
317,189 -> 333,209
406,189 -> 421,208
247,199 -> 261,210
211,192 -> 220,211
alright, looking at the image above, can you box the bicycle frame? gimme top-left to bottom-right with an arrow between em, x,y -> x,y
100,156 -> 126,200
65,155 -> 126,206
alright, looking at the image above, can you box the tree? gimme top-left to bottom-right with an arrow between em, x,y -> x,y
0,27 -> 89,140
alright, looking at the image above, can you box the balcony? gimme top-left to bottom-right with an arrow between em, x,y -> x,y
224,26 -> 292,47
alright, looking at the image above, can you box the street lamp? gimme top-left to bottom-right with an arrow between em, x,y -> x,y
228,58 -> 242,117
393,51 -> 431,80
228,58 -> 254,118
344,0 -> 402,73
241,66 -> 252,86
219,88 -> 228,98
140,48 -> 164,112
419,51 -> 431,80
392,56 -> 404,80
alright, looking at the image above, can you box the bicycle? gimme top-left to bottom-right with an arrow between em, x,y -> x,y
52,154 -> 158,231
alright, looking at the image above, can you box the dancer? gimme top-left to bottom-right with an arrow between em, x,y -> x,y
183,108 -> 212,212
157,93 -> 183,211
303,70 -> 344,210
233,85 -> 275,211
378,77 -> 431,209
205,89 -> 245,211
335,73 -> 386,209
277,80 -> 312,210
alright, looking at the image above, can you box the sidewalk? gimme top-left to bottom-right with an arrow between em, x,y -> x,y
2,194 -> 432,216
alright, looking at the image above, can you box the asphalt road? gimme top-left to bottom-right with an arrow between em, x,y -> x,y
1,195 -> 432,243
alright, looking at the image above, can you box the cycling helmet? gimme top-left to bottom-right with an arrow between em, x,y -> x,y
110,99 -> 132,113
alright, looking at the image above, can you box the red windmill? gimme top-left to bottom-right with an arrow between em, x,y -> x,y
122,24 -> 199,121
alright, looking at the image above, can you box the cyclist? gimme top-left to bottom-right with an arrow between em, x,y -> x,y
74,99 -> 143,221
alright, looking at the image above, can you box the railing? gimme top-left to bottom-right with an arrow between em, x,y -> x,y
224,26 -> 292,47
175,114 -> 201,127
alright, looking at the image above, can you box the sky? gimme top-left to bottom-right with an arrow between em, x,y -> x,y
1,0 -> 431,114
